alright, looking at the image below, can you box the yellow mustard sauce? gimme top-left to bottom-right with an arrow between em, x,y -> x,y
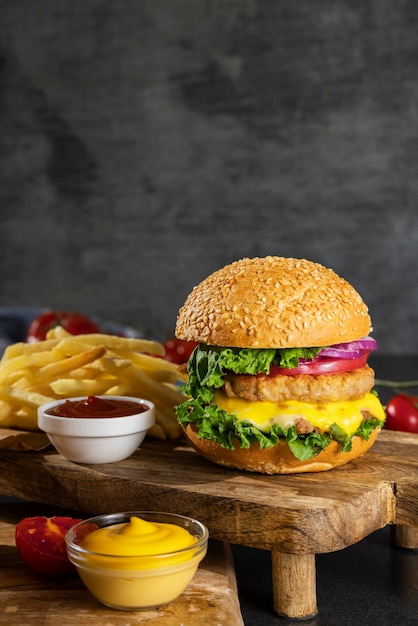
75,516 -> 205,609
81,516 -> 198,569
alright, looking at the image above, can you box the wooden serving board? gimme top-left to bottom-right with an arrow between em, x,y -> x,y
0,502 -> 244,626
1,429 -> 417,618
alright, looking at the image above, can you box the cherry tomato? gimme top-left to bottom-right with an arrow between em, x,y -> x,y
163,337 -> 198,364
269,352 -> 370,376
385,394 -> 418,433
15,516 -> 83,576
26,311 -> 100,343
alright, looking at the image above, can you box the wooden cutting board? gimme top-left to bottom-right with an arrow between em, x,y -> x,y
0,429 -> 417,618
0,502 -> 244,626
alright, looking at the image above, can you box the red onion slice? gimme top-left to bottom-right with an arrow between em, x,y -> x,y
319,336 -> 378,359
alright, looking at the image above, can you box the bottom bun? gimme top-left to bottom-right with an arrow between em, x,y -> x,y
183,423 -> 381,474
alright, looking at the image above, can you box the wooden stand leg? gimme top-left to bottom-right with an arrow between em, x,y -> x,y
271,549 -> 318,619
391,525 -> 418,549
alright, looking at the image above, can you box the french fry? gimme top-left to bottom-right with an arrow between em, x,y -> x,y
37,345 -> 106,380
127,352 -> 187,383
121,365 -> 186,406
0,327 -> 187,438
147,422 -> 167,440
50,378 -> 115,397
0,343 -> 25,361
0,351 -> 58,383
95,357 -> 132,375
0,385 -> 54,410
104,383 -> 131,396
154,407 -> 182,439
54,333 -> 165,357
59,366 -> 103,381
46,326 -> 71,340
2,338 -> 61,359
0,394 -> 15,422
0,407 -> 38,431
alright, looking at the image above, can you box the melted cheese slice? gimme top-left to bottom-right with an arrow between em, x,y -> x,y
213,390 -> 385,436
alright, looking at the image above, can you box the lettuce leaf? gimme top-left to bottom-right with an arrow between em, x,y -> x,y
176,343 -> 384,462
184,344 -> 322,399
275,346 -> 323,369
176,396 -> 384,462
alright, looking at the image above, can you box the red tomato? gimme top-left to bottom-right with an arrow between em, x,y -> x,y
269,352 -> 370,376
26,311 -> 100,342
385,394 -> 418,433
15,516 -> 83,576
163,337 -> 198,364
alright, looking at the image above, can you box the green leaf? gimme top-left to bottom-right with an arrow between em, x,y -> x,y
329,423 -> 353,452
184,344 -> 323,399
176,397 -> 384,462
354,418 -> 385,440
274,347 -> 322,369
177,343 -> 382,464
220,347 -> 277,374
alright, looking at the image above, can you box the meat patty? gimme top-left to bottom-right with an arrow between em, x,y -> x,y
223,365 -> 375,404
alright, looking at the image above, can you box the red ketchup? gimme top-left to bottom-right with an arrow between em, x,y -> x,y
46,396 -> 148,419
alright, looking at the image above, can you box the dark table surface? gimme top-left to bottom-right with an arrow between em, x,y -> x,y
233,355 -> 418,625
1,355 -> 418,625
232,525 -> 417,626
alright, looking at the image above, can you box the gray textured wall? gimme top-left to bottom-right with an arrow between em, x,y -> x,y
0,1 -> 417,354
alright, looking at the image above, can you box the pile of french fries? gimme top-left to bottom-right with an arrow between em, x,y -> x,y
0,326 -> 187,440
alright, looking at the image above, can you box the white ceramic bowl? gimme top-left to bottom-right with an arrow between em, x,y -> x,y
65,511 -> 209,610
38,396 -> 155,464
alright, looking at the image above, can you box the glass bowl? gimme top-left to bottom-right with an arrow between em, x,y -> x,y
65,511 -> 209,610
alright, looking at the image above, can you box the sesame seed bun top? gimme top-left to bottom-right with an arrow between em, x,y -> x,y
175,256 -> 372,348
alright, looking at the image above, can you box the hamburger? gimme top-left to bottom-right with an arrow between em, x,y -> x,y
175,256 -> 386,474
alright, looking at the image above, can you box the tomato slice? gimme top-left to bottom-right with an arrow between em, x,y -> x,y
15,516 -> 83,576
269,352 -> 370,376
26,311 -> 100,343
